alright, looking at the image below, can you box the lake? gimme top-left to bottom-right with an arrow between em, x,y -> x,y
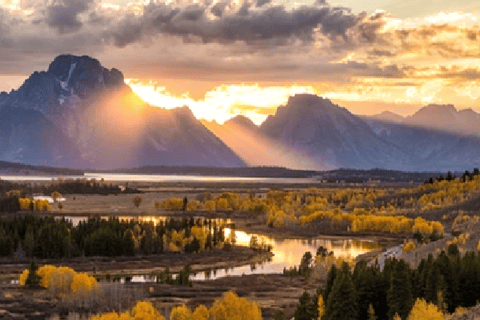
0,173 -> 318,184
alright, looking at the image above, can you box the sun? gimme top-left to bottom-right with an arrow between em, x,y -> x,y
125,79 -> 317,124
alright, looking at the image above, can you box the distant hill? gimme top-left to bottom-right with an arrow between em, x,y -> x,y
112,165 -> 444,183
0,161 -> 83,175
0,159 -> 449,183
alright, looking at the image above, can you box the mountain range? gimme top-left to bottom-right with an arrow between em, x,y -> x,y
1,54 -> 480,171
0,55 -> 244,169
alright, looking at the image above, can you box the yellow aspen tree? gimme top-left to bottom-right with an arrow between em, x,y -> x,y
131,301 -> 164,320
192,305 -> 209,320
317,295 -> 325,320
170,305 -> 192,320
408,298 -> 444,320
368,304 -> 376,320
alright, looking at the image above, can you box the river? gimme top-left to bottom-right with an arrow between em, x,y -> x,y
60,215 -> 381,282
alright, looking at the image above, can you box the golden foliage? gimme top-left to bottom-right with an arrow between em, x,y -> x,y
6,190 -> 21,197
37,265 -> 56,289
403,240 -> 417,253
408,298 -> 444,320
131,301 -> 164,320
34,200 -> 51,211
20,265 -> 97,299
186,200 -> 202,211
51,191 -> 62,202
19,269 -> 29,286
216,198 -> 230,210
210,291 -> 261,320
90,301 -> 165,320
19,198 -> 32,210
48,266 -> 76,295
350,215 -> 443,235
70,273 -> 98,294
191,305 -> 210,320
170,304 -> 192,320
204,200 -> 216,211
318,295 -> 325,320
162,198 -> 184,210
91,301 -> 164,320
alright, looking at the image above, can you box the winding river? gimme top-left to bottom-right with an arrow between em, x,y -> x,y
61,215 -> 382,282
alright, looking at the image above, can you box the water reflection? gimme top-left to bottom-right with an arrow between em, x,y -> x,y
0,173 -> 316,184
53,215 -> 381,282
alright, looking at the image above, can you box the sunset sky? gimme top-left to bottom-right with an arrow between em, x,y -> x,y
1,0 -> 480,124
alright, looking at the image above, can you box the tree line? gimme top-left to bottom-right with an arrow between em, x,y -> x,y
0,216 -> 227,259
425,168 -> 480,184
294,245 -> 479,320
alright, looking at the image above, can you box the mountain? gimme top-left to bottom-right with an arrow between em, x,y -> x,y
370,110 -> 404,123
224,115 -> 259,132
364,106 -> 480,171
259,95 -> 413,170
202,116 -> 321,170
0,54 -> 245,169
403,104 -> 480,137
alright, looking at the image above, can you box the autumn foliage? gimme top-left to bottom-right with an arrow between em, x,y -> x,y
91,291 -> 260,320
19,265 -> 97,297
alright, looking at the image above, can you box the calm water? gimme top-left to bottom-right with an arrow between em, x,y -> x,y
59,215 -> 381,282
0,173 -> 316,184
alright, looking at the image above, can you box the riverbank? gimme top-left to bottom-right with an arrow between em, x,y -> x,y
0,246 -> 273,281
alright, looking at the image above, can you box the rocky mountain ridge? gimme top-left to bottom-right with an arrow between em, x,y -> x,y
0,54 -> 245,169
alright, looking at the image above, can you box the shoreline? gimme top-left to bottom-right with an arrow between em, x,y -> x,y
0,246 -> 273,281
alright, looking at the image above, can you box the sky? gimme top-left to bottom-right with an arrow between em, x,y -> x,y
1,0 -> 480,124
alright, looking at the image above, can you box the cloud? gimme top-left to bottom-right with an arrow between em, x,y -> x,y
44,0 -> 96,33
1,0 -> 480,117
99,0 -> 365,47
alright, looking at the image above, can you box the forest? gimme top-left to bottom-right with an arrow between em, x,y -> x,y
292,245 -> 476,320
0,216 -> 228,258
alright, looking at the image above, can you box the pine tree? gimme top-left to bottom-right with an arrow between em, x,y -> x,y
294,291 -> 317,320
325,263 -> 358,320
323,264 -> 338,303
25,262 -> 40,288
425,263 -> 444,304
387,260 -> 413,320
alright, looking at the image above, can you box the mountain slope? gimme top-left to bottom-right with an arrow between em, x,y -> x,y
259,95 -> 413,170
202,116 -> 321,170
0,54 -> 245,169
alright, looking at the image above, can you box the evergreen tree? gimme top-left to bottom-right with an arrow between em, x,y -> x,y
425,263 -> 444,304
458,252 -> 480,307
323,264 -> 338,303
325,263 -> 358,320
387,260 -> 413,320
23,225 -> 35,258
294,291 -> 317,320
25,262 -> 40,288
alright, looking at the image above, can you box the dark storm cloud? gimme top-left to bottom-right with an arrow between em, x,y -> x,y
211,1 -> 228,17
45,0 -> 96,33
105,1 -> 363,47
255,0 -> 272,8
